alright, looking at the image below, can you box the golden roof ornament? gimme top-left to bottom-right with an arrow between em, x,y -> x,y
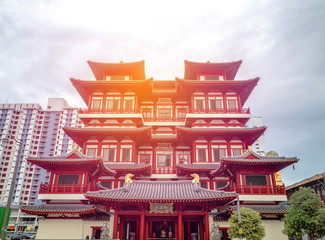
248,146 -> 253,152
120,60 -> 123,64
125,173 -> 134,183
73,145 -> 78,151
191,173 -> 200,183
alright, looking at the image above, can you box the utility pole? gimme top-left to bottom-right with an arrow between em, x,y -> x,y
0,136 -> 22,240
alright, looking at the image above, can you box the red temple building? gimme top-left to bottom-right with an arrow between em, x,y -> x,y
22,59 -> 298,240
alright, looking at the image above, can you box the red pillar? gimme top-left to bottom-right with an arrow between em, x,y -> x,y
139,210 -> 145,240
178,211 -> 183,240
114,178 -> 119,189
113,211 -> 118,238
207,141 -> 212,162
209,178 -> 214,190
205,211 -> 210,240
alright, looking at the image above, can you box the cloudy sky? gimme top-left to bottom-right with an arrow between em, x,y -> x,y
0,0 -> 324,185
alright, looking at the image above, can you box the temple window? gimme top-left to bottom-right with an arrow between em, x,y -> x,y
193,95 -> 206,112
101,146 -> 116,162
142,108 -> 152,120
106,97 -> 120,112
139,154 -> 151,164
124,99 -> 134,112
105,75 -> 130,81
245,175 -> 267,185
200,181 -> 208,189
176,108 -> 187,120
157,108 -> 172,120
197,148 -> 207,162
226,96 -> 238,111
57,174 -> 79,184
91,97 -> 103,111
157,154 -> 171,167
231,148 -> 242,156
121,148 -> 131,162
199,75 -> 224,81
177,154 -> 189,164
208,96 -> 223,112
212,147 -> 226,162
86,146 -> 98,156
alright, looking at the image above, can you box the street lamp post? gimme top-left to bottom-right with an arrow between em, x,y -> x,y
237,195 -> 243,240
0,136 -> 22,240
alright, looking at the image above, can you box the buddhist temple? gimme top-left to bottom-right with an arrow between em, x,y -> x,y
21,59 -> 298,240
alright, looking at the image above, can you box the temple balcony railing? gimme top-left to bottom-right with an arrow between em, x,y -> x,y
192,107 -> 250,114
234,184 -> 286,195
39,184 -> 98,194
153,167 -> 175,174
143,116 -> 186,122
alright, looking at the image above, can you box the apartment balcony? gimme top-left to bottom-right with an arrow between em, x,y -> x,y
234,184 -> 286,195
39,184 -> 98,194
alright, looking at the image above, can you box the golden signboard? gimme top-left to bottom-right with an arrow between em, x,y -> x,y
149,202 -> 173,213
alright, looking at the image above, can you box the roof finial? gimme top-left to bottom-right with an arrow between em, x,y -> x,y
73,145 -> 78,151
207,60 -> 210,63
120,60 -> 123,64
125,173 -> 134,184
248,146 -> 253,152
191,173 -> 200,183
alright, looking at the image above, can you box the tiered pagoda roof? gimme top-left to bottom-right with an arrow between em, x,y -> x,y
177,77 -> 259,105
70,77 -> 153,104
27,151 -> 116,177
211,150 -> 298,177
176,126 -> 267,146
87,60 -> 146,80
184,60 -> 242,80
63,126 -> 151,146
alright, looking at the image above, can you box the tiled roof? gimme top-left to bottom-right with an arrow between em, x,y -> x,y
176,163 -> 220,176
286,172 -> 325,190
177,126 -> 266,146
229,205 -> 289,215
27,151 -> 116,176
177,78 -> 259,105
86,180 -> 236,203
21,204 -> 96,215
63,126 -> 151,146
211,150 -> 298,177
104,163 -> 151,176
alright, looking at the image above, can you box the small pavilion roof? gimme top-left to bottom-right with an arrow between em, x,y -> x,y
229,204 -> 289,215
21,204 -> 97,216
184,60 -> 242,80
176,163 -> 220,177
70,77 -> 152,104
211,150 -> 298,177
176,126 -> 266,146
176,77 -> 259,105
86,180 -> 236,204
104,163 -> 151,177
63,126 -> 151,147
87,60 -> 146,80
27,151 -> 116,177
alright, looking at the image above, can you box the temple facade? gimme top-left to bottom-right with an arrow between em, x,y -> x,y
22,60 -> 298,240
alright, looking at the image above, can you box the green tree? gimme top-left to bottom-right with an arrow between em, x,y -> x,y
228,207 -> 265,240
283,187 -> 325,239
